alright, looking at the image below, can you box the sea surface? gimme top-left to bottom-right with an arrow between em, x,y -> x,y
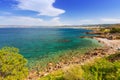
0,28 -> 101,68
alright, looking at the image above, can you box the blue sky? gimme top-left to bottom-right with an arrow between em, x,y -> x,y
0,0 -> 120,26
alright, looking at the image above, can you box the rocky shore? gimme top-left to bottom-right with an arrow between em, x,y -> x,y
28,38 -> 120,80
28,26 -> 120,80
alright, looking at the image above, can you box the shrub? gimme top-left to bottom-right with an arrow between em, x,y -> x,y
107,52 -> 120,62
110,28 -> 120,33
0,47 -> 28,80
82,58 -> 120,80
39,65 -> 84,80
63,65 -> 84,80
100,28 -> 110,33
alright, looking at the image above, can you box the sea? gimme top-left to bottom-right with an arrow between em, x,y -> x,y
0,28 -> 102,69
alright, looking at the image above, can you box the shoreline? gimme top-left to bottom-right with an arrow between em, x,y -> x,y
28,37 -> 120,80
94,37 -> 120,50
28,26 -> 120,80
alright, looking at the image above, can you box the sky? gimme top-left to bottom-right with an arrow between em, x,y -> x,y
0,0 -> 120,26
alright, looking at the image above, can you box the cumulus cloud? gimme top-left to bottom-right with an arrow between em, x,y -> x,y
16,0 -> 65,16
0,16 -> 63,27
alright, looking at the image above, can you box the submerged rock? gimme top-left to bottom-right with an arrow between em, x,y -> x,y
57,39 -> 71,43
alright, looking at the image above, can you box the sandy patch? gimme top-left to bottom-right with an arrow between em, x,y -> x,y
95,38 -> 120,50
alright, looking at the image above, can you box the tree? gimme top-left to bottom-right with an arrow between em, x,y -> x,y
0,47 -> 28,80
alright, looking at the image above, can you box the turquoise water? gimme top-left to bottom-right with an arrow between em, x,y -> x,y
0,28 -> 101,68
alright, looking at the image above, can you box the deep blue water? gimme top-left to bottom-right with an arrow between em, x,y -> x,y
0,28 -> 101,66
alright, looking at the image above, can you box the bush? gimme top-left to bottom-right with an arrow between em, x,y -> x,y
110,28 -> 120,33
39,65 -> 84,80
100,28 -> 110,33
63,65 -> 84,80
107,52 -> 120,62
82,58 -> 120,80
0,47 -> 28,80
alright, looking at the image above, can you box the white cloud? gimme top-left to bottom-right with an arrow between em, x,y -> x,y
79,18 -> 120,25
38,17 -> 63,26
0,16 -> 63,27
100,18 -> 120,23
50,17 -> 61,24
0,16 -> 43,26
16,0 -> 65,16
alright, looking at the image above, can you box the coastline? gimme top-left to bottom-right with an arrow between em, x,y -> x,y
28,37 -> 120,80
95,37 -> 120,50
28,27 -> 120,80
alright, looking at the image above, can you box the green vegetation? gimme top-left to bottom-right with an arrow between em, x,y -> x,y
82,58 -> 120,80
100,27 -> 120,33
39,65 -> 85,80
39,54 -> 120,80
107,53 -> 120,62
0,47 -> 119,80
110,28 -> 120,33
100,28 -> 110,33
63,65 -> 84,80
0,47 -> 28,80
100,24 -> 120,34
39,69 -> 64,80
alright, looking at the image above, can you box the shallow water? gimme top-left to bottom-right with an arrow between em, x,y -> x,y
0,28 -> 101,68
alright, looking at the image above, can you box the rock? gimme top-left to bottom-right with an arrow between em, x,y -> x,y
57,39 -> 71,43
93,52 -> 98,56
48,62 -> 53,66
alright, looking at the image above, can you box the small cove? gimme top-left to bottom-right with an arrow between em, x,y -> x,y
0,28 -> 102,68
